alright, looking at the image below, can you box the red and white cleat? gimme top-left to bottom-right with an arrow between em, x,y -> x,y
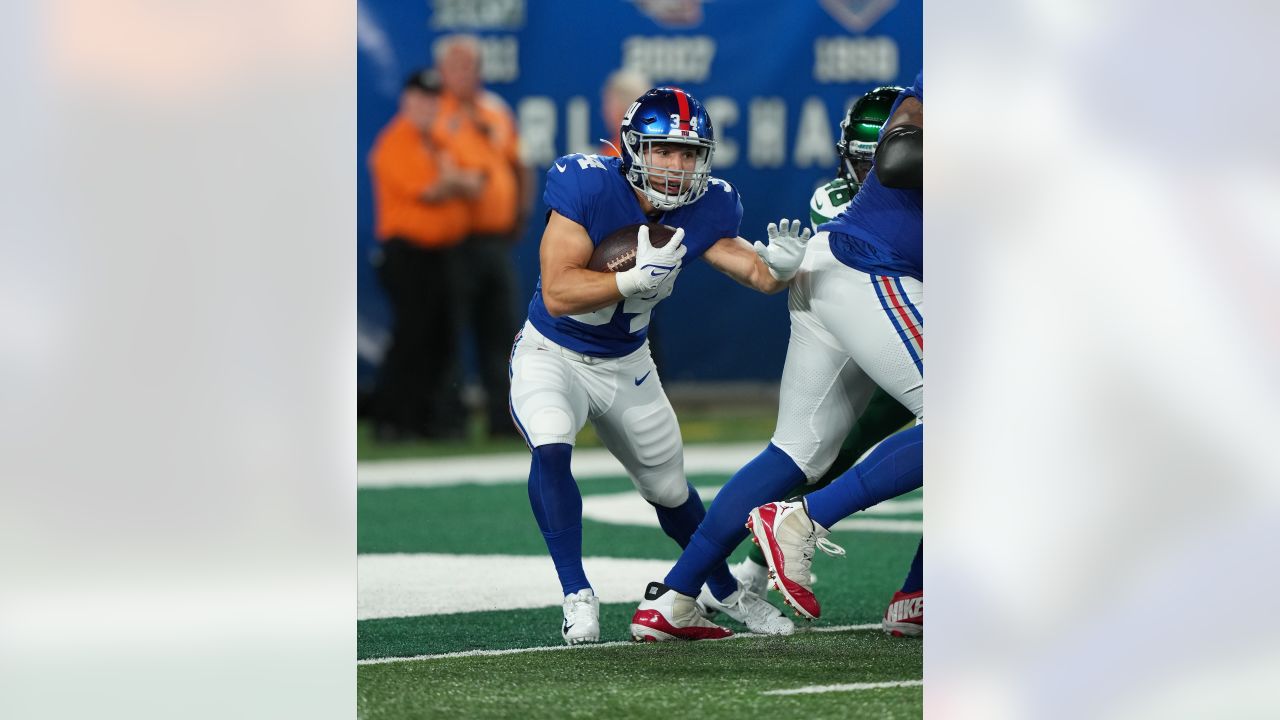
882,590 -> 923,637
745,501 -> 844,620
630,582 -> 733,642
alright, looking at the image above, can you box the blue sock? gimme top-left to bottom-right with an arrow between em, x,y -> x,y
527,443 -> 589,595
901,540 -> 923,594
664,443 -> 806,598
806,425 -> 923,529
650,484 -> 739,600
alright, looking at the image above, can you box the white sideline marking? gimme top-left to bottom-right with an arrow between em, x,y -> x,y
813,623 -> 880,633
357,623 -> 884,665
357,443 -> 763,488
358,554 -> 675,619
583,488 -> 919,532
835,518 -> 923,533
762,680 -> 923,696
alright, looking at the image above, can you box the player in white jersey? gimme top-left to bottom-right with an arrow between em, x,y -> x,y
509,87 -> 810,644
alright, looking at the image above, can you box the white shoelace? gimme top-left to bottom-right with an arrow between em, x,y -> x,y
815,537 -> 846,557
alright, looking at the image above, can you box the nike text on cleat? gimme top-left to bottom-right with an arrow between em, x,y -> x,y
882,589 -> 923,637
696,582 -> 794,635
561,589 -> 601,645
629,581 -> 732,642
745,501 -> 845,620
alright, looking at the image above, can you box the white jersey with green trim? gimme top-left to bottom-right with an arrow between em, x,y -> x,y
807,177 -> 860,232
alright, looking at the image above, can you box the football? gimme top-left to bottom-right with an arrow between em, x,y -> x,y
587,222 -> 678,273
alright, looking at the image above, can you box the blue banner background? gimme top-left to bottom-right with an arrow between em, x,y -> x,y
358,0 -> 920,385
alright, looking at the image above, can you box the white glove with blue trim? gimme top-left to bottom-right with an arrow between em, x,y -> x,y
754,218 -> 812,282
616,225 -> 687,297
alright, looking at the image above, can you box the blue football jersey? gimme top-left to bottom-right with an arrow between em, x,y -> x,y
822,71 -> 923,281
526,154 -> 743,357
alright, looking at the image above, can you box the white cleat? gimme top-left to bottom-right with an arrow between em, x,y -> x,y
697,582 -> 795,636
729,558 -> 770,598
561,588 -> 601,645
630,582 -> 733,642
746,501 -> 845,620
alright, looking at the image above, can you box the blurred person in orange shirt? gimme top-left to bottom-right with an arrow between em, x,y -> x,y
599,68 -> 653,157
368,68 -> 483,441
434,34 -> 532,439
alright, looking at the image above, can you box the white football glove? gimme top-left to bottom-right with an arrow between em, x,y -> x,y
754,218 -> 812,282
616,225 -> 687,298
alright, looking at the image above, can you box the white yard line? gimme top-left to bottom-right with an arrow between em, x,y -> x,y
582,489 -> 919,531
357,623 -> 884,665
357,442 -> 765,488
357,554 -> 676,620
812,623 -> 881,633
761,679 -> 923,695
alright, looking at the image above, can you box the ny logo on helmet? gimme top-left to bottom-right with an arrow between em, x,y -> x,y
622,101 -> 641,128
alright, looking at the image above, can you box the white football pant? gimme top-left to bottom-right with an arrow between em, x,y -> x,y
508,321 -> 689,508
772,232 -> 924,482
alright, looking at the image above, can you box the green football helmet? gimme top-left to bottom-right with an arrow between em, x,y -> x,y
836,85 -> 905,183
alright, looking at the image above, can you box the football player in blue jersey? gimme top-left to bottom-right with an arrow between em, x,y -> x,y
631,72 -> 924,641
724,86 -> 923,637
509,87 -> 810,644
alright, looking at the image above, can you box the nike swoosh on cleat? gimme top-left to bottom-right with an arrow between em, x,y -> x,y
634,371 -> 652,386
563,621 -> 573,634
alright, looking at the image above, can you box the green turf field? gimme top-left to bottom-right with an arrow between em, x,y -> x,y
357,446 -> 922,718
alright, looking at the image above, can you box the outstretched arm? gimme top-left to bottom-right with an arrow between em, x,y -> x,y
703,236 -> 787,295
704,218 -> 811,294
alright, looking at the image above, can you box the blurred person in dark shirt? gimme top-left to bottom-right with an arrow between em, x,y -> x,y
435,34 -> 532,439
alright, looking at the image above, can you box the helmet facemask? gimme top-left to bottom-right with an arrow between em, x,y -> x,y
623,133 -> 715,211
840,140 -> 877,185
836,85 -> 905,186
